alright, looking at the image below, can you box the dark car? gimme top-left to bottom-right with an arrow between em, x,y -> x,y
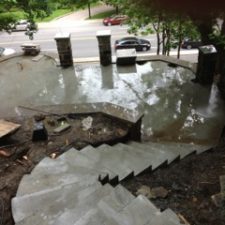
181,38 -> 202,49
115,37 -> 151,51
103,15 -> 128,26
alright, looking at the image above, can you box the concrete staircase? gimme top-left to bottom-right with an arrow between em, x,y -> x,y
12,141 -> 211,225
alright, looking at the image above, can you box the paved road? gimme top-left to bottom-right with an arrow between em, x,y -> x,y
0,4 -> 199,62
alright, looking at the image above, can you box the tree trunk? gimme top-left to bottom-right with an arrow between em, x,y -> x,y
177,20 -> 182,59
88,2 -> 91,19
162,26 -> 166,55
116,6 -> 119,14
153,19 -> 161,55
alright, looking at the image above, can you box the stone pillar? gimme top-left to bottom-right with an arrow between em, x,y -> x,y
96,30 -> 112,66
54,33 -> 73,67
196,45 -> 217,84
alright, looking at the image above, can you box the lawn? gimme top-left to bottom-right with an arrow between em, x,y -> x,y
36,8 -> 73,22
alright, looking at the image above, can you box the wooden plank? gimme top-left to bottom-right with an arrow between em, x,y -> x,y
0,120 -> 21,138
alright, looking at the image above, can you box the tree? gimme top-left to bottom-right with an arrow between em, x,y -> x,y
103,0 -> 122,14
127,0 -> 225,95
0,0 -> 49,39
123,2 -> 199,57
73,0 -> 99,18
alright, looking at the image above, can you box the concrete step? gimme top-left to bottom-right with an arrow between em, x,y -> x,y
73,208 -> 121,225
99,194 -> 159,225
114,143 -> 153,175
147,208 -> 182,225
29,150 -> 102,179
98,184 -> 135,212
12,181 -> 101,223
16,165 -> 99,197
129,141 -> 179,167
116,143 -> 167,170
81,144 -> 133,181
53,183 -> 116,225
15,183 -> 114,225
124,142 -> 171,170
141,141 -> 208,157
131,141 -> 211,159
74,145 -> 118,181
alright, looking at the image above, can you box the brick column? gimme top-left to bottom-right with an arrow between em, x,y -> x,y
96,30 -> 112,66
196,45 -> 217,84
54,33 -> 73,67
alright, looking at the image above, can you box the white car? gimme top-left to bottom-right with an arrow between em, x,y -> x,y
12,20 -> 30,31
0,47 -> 16,56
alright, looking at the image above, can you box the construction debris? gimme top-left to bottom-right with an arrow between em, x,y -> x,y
54,121 -> 71,133
211,175 -> 225,207
136,185 -> 152,198
0,120 -> 20,139
32,121 -> 48,142
0,149 -> 12,157
150,186 -> 169,199
136,185 -> 169,199
81,116 -> 93,131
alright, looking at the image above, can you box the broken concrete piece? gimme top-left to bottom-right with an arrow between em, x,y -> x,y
136,185 -> 152,198
81,116 -> 93,131
211,193 -> 224,207
0,120 -> 20,139
151,186 -> 169,199
54,122 -> 71,133
136,185 -> 168,199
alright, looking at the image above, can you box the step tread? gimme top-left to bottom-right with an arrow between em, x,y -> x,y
74,207 -> 121,225
16,166 -> 99,197
81,145 -> 133,181
15,183 -> 114,225
12,181 -> 101,223
99,194 -> 159,225
99,184 -> 135,212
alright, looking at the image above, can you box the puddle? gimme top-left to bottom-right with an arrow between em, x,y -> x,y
0,56 -> 225,145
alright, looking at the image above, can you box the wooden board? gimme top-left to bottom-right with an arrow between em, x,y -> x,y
0,120 -> 21,138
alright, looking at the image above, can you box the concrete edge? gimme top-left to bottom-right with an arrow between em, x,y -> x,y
17,102 -> 143,124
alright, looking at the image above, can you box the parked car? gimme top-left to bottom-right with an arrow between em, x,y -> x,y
103,15 -> 128,26
0,47 -> 15,56
181,38 -> 202,49
11,20 -> 30,31
114,37 -> 151,51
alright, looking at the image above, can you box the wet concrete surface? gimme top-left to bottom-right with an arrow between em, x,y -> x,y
0,55 -> 224,145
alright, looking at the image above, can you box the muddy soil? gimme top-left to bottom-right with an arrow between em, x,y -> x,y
122,143 -> 225,225
0,113 -> 130,225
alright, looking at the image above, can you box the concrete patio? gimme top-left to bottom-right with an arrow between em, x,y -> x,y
0,54 -> 224,145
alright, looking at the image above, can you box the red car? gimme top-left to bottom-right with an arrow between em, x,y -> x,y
103,15 -> 128,26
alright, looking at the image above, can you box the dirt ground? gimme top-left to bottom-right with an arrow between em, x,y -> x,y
0,113 -> 225,225
0,113 -> 130,225
122,139 -> 225,225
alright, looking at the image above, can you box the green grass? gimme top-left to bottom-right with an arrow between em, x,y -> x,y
89,9 -> 116,19
36,8 -> 74,22
0,11 -> 26,20
1,9 -> 74,22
